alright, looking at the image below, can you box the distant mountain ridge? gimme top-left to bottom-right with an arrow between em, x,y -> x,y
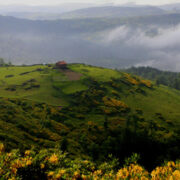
1,3 -> 180,20
59,6 -> 166,19
160,3 -> 180,11
0,3 -> 111,20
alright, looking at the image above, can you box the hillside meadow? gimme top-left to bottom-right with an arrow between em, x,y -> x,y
0,63 -> 180,123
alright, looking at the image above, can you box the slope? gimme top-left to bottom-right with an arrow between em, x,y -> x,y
0,63 -> 179,169
1,64 -> 180,122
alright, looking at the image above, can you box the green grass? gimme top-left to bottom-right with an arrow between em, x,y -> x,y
0,65 -> 56,102
1,63 -> 180,126
54,81 -> 88,95
69,64 -> 122,81
121,85 -> 180,124
0,64 -> 123,106
0,65 -> 86,106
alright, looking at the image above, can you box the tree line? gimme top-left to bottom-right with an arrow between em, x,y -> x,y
125,66 -> 180,90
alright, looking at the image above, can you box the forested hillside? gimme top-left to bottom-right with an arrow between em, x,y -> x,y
125,66 -> 180,90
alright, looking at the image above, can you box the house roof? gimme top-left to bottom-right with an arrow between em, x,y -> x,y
56,61 -> 67,66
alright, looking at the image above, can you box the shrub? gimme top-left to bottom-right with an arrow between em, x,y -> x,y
0,144 -> 179,180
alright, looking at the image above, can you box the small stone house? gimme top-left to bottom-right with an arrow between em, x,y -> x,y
55,61 -> 67,69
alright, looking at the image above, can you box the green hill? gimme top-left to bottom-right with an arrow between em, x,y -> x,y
0,63 -> 179,169
1,64 -> 180,122
0,64 -> 123,106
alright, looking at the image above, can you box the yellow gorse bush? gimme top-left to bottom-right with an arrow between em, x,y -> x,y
140,80 -> 152,88
0,144 -> 179,180
151,161 -> 180,180
102,96 -> 128,109
124,73 -> 139,85
123,73 -> 153,88
116,164 -> 149,180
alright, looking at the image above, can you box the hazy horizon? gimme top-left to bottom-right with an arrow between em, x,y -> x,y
1,1 -> 180,71
0,0 -> 179,6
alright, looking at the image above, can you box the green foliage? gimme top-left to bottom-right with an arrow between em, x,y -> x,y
0,144 -> 179,180
0,58 -> 12,67
0,57 -> 4,65
125,153 -> 140,166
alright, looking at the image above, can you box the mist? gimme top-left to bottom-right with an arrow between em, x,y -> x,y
90,24 -> 180,71
1,13 -> 180,71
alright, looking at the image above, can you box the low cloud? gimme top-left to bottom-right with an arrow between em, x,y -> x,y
1,21 -> 180,71
94,24 -> 180,71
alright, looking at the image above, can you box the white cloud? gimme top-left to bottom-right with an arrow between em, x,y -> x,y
95,24 -> 180,71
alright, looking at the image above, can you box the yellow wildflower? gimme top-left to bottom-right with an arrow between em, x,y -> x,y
81,174 -> 87,180
25,150 -> 31,156
74,171 -> 80,178
55,173 -> 61,179
13,159 -> 23,168
58,169 -> 66,175
40,163 -> 45,169
94,170 -> 102,175
168,161 -> 175,167
49,154 -> 58,164
140,176 -> 149,180
173,170 -> 180,179
26,160 -> 32,166
83,160 -> 89,164
169,176 -> 174,180
0,143 -> 4,153
117,167 -> 129,179
55,169 -> 66,179
8,178 -> 16,180
54,169 -> 66,179
7,153 -> 12,157
11,167 -> 17,175
48,171 -> 54,177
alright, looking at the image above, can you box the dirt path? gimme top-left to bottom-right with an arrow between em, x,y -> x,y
60,69 -> 82,81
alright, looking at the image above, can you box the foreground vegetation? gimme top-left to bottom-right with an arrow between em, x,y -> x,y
0,144 -> 179,180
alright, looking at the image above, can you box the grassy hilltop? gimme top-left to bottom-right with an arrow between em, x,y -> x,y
0,63 -> 179,171
0,64 -> 122,106
0,63 -> 180,122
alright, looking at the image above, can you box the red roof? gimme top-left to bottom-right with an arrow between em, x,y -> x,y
56,61 -> 67,66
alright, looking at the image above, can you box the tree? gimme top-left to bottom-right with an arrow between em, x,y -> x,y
0,58 -> 5,66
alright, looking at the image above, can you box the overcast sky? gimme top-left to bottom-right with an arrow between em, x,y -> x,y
0,0 -> 179,6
